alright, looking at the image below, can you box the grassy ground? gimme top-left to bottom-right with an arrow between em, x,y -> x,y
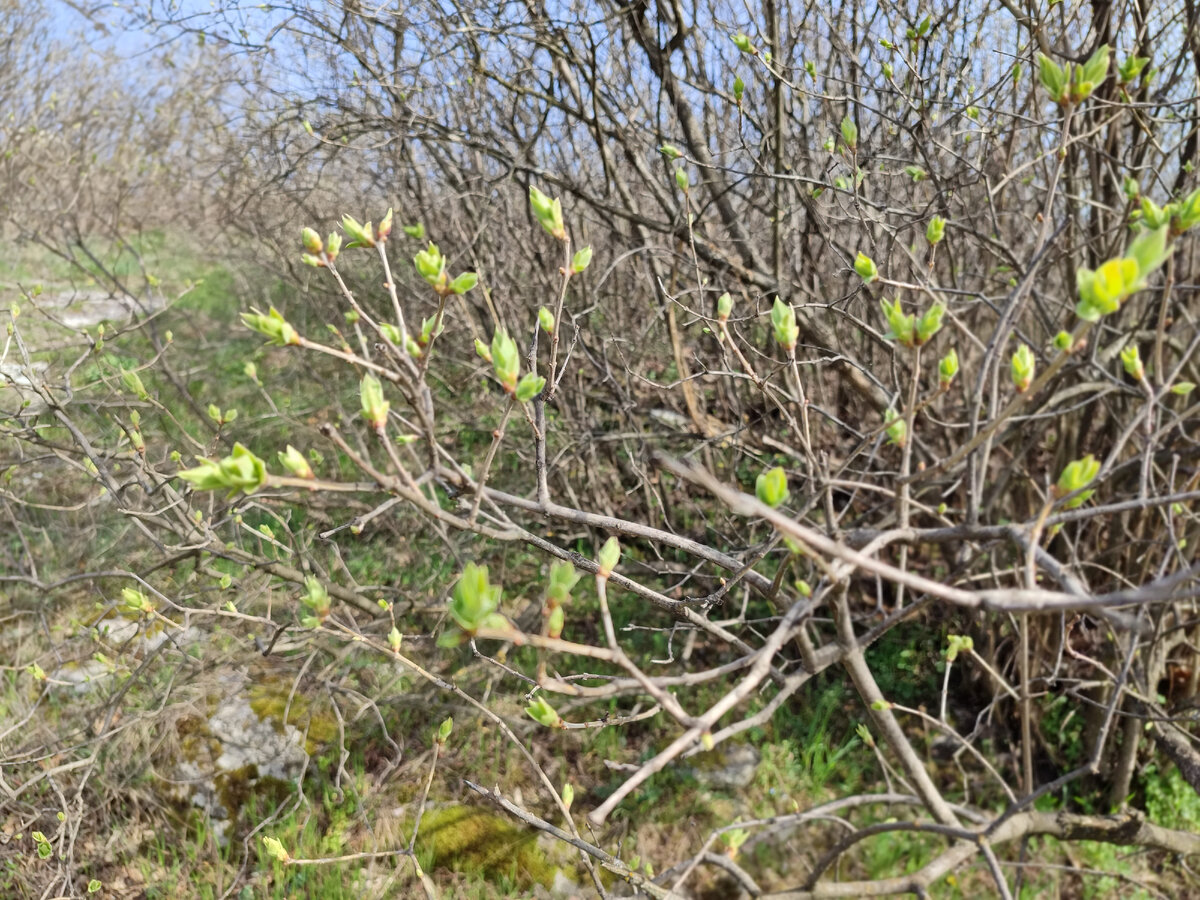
0,232 -> 1191,898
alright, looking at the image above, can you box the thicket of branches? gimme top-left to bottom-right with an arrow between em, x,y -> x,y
6,0 -> 1200,896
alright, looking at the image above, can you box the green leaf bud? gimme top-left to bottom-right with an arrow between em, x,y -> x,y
755,466 -> 789,508
938,348 -> 958,387
597,536 -> 620,578
490,328 -> 520,392
854,252 -> 879,282
770,297 -> 800,350
571,246 -> 593,273
360,374 -> 390,430
525,696 -> 561,728
1011,344 -> 1035,392
925,215 -> 946,245
515,372 -> 546,403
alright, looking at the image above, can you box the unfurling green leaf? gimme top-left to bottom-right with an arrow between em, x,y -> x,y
938,348 -> 958,386
447,562 -> 502,632
301,227 -> 323,255
1011,344 -> 1035,392
854,252 -> 878,282
915,304 -> 944,344
925,215 -> 946,245
770,298 -> 799,350
526,696 -> 562,728
597,536 -> 620,578
1056,454 -> 1100,508
490,328 -> 520,392
571,246 -> 593,273
840,115 -> 858,150
262,836 -> 289,863
360,374 -> 390,430
716,292 -> 733,321
178,443 -> 268,496
879,297 -> 915,346
449,271 -> 479,295
674,168 -> 689,192
515,372 -> 546,403
242,306 -> 300,346
413,241 -> 448,291
341,213 -> 375,249
277,445 -> 314,479
530,186 -> 567,240
1120,344 -> 1144,381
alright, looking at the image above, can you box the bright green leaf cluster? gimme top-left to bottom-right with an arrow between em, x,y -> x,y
119,587 -> 154,616
515,372 -> 546,403
262,836 -> 289,863
178,443 -> 268,496
530,186 -> 567,240
444,562 -> 505,638
242,306 -> 300,346
1038,45 -> 1109,107
544,560 -> 579,639
945,634 -> 974,662
571,246 -> 593,273
1076,226 -> 1169,321
1118,55 -> 1149,84
926,215 -> 946,245
879,299 -> 944,347
1056,455 -> 1100,508
716,292 -> 733,322
341,214 -> 376,249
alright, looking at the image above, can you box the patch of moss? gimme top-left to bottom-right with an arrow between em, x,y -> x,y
247,679 -> 338,754
416,805 -> 557,889
213,764 -> 291,820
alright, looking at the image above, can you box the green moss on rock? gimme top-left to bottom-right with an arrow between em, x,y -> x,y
416,805 -> 557,889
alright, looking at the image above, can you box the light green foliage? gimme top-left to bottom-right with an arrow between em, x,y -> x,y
938,348 -> 958,386
597,536 -> 620,577
1076,226 -> 1169,321
854,252 -> 878,282
242,306 -> 300,346
884,408 -> 906,446
771,297 -> 799,350
529,186 -> 566,240
525,696 -> 561,727
359,373 -> 390,430
755,466 -> 789,508
490,328 -> 520,393
178,443 -> 268,496
1011,344 -> 1035,392
1056,454 -> 1100,508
